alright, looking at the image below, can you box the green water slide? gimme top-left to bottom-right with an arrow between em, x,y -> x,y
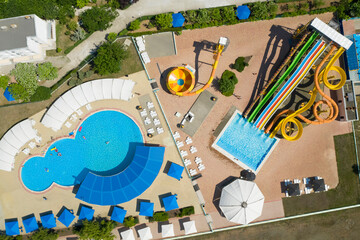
247,32 -> 319,123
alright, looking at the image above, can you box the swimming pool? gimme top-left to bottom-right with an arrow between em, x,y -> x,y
212,111 -> 278,173
21,110 -> 144,192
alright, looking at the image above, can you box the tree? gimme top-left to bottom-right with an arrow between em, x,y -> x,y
219,70 -> 238,97
0,75 -> 10,89
10,63 -> 38,96
28,227 -> 58,240
37,62 -> 58,81
80,7 -> 118,33
93,41 -> 128,75
128,19 -> 140,31
123,216 -> 138,228
232,57 -> 249,73
349,1 -> 360,17
154,13 -> 173,29
30,86 -> 51,102
3,0 -> 59,20
73,219 -> 116,240
70,27 -> 86,41
67,20 -> 78,31
107,32 -> 117,42
108,0 -> 139,10
76,0 -> 89,8
8,83 -> 29,101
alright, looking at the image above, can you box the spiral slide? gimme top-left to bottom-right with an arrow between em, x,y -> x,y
247,32 -> 319,123
265,46 -> 346,141
166,38 -> 226,96
254,39 -> 327,130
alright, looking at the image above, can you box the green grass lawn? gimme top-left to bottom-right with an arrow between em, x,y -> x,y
282,97 -> 360,216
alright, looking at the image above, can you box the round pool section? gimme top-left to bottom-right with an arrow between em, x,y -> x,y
21,110 -> 144,192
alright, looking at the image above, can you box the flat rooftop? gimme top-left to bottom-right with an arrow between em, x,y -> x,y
0,15 -> 36,51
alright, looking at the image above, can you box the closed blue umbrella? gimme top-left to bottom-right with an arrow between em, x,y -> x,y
22,216 -> 38,233
58,209 -> 75,227
5,220 -> 20,236
236,6 -> 251,20
79,206 -> 95,221
162,195 -> 179,211
40,213 -> 56,229
172,13 -> 185,28
167,162 -> 184,180
139,202 -> 154,217
111,207 -> 127,223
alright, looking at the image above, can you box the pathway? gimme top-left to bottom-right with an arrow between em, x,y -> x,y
44,0 -> 265,87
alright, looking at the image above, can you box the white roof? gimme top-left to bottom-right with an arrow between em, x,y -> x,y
102,79 -> 113,99
121,80 -> 135,101
0,139 -> 17,156
310,18 -> 353,50
41,114 -> 62,131
0,160 -> 12,171
184,220 -> 197,235
19,120 -> 37,139
161,224 -> 175,238
46,106 -> 68,123
0,148 -> 14,163
53,97 -> 73,116
81,82 -> 96,103
112,79 -> 124,100
120,229 -> 135,240
62,91 -> 81,111
11,124 -> 29,146
137,227 -> 153,240
3,131 -> 23,149
71,86 -> 88,106
92,80 -> 104,100
219,179 -> 264,225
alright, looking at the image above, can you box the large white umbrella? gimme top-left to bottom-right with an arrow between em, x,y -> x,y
183,220 -> 197,235
138,227 -> 153,240
161,223 -> 175,238
219,179 -> 264,225
120,229 -> 135,240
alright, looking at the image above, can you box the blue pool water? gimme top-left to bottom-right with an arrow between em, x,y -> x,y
215,112 -> 277,172
21,110 -> 144,192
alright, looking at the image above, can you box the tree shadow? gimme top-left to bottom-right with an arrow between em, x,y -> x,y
212,176 -> 238,216
244,25 -> 294,115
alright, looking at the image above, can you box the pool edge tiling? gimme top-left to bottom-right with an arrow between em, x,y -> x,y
212,110 -> 279,174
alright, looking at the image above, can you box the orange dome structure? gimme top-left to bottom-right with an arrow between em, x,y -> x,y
166,67 -> 195,95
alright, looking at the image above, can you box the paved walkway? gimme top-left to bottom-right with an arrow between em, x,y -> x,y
44,0 -> 264,87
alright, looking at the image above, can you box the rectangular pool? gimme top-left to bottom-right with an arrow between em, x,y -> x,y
212,111 -> 278,173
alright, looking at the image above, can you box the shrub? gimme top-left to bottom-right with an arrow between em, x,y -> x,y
76,0 -> 89,8
37,62 -> 58,81
118,29 -> 128,36
70,27 -> 86,42
155,13 -> 173,29
219,70 -> 238,97
177,206 -> 195,217
0,235 -> 23,240
0,75 -> 10,89
10,63 -> 38,96
84,70 -> 94,78
67,21 -> 78,31
73,219 -> 116,240
8,83 -> 29,101
30,86 -> 51,102
56,47 -> 62,53
68,78 -> 82,86
175,30 -> 182,35
80,7 -> 118,33
107,32 -> 117,42
93,41 -> 128,75
65,30 -> 71,35
128,19 -> 141,31
232,57 -> 249,73
28,227 -> 58,240
221,6 -> 236,23
149,212 -> 169,222
123,216 -> 139,228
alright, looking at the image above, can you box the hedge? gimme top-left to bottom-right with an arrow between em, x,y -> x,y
149,211 -> 169,222
177,206 -> 195,217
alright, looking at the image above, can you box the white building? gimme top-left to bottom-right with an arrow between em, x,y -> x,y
0,14 -> 56,66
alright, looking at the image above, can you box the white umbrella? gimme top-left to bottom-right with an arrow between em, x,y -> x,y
219,179 -> 264,225
161,223 -> 175,238
120,229 -> 135,240
183,220 -> 197,235
138,227 -> 153,240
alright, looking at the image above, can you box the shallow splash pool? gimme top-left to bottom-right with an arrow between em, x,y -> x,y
21,110 -> 144,192
212,111 -> 278,173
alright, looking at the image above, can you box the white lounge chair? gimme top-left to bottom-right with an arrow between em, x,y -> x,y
176,141 -> 184,148
184,158 -> 191,165
147,128 -> 155,134
65,122 -> 72,128
175,112 -> 181,117
35,136 -> 42,143
86,104 -> 92,111
150,110 -> 157,118
189,169 -> 197,176
198,165 -> 205,171
186,137 -> 193,145
29,142 -> 36,149
157,127 -> 164,134
195,157 -> 202,164
140,109 -> 147,117
173,131 -> 180,139
190,146 -> 197,154
144,117 -> 151,125
180,150 -> 188,157
147,102 -> 154,109
22,148 -> 30,155
76,109 -> 83,116
70,114 -> 78,122
153,118 -> 160,126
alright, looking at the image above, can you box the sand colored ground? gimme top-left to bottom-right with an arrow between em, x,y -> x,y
146,13 -> 352,229
0,71 -> 205,235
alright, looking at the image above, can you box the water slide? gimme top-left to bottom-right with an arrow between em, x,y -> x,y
247,32 -> 319,123
265,46 -> 346,141
254,39 -> 327,130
